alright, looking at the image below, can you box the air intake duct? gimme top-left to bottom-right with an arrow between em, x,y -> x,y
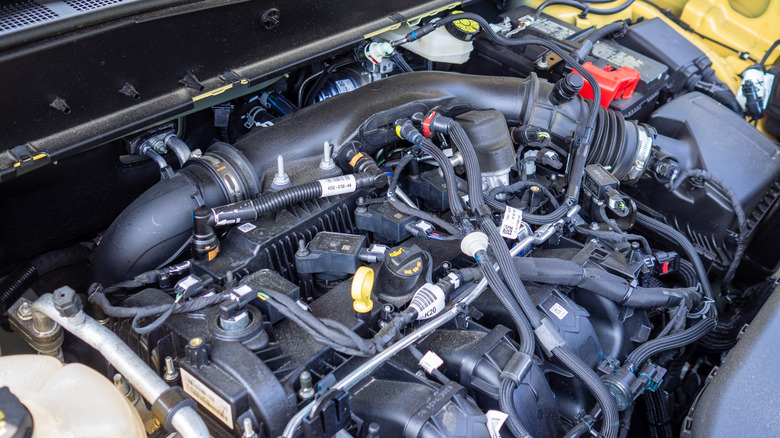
93,72 -> 654,285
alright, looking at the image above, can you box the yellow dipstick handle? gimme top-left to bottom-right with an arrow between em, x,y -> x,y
351,266 -> 375,313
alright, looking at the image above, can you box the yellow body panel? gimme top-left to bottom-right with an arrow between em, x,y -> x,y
515,0 -> 780,93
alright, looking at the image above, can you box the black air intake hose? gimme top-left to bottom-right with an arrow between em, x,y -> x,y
512,257 -> 698,308
93,72 -> 653,284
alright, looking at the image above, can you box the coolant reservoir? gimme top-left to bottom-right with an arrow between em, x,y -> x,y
379,26 -> 473,64
0,355 -> 145,438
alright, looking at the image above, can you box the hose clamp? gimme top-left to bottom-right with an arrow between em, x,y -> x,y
627,125 -> 654,182
618,279 -> 638,306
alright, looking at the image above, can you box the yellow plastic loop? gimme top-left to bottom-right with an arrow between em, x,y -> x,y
351,266 -> 375,313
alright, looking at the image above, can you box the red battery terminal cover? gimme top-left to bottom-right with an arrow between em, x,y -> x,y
573,62 -> 641,108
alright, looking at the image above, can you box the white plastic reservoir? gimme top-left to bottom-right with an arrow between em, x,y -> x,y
378,26 -> 474,64
0,355 -> 145,438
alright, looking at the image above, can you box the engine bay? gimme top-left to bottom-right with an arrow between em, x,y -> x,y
2,1 -> 780,437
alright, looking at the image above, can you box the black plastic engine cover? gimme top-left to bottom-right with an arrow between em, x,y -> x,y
687,283 -> 780,438
627,92 -> 780,273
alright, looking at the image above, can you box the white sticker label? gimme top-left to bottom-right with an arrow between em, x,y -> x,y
319,175 -> 357,197
335,79 -> 357,94
499,205 -> 524,239
419,351 -> 444,374
550,302 -> 569,320
237,223 -> 256,233
181,368 -> 234,429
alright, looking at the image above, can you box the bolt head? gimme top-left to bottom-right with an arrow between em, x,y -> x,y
17,301 -> 32,320
261,9 -> 280,29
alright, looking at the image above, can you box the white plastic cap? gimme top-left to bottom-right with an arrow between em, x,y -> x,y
460,231 -> 489,257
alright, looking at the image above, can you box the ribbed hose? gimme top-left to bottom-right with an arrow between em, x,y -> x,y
390,51 -> 414,73
534,0 -> 635,20
574,20 -> 627,61
477,255 -> 535,355
644,389 -> 673,438
554,345 -> 620,438
636,214 -> 713,301
0,265 -> 37,313
0,244 -> 90,313
388,154 -> 461,235
667,169 -> 747,285
212,172 -> 380,225
420,137 -> 465,217
699,280 -> 776,353
448,121 -> 485,211
500,379 -> 531,438
628,213 -> 718,365
627,317 -> 717,366
250,181 -> 322,215
480,221 -> 543,328
678,259 -> 698,288
478,252 -> 534,438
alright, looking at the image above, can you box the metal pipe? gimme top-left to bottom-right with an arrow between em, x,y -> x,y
32,294 -> 209,438
281,208 -> 575,437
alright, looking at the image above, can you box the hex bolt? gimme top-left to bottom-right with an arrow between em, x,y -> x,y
589,222 -> 600,231
272,155 -> 291,189
16,301 -> 32,320
298,371 -> 315,400
163,356 -> 179,382
242,417 -> 257,438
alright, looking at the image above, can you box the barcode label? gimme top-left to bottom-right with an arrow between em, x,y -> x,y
237,223 -> 256,233
550,302 -> 569,320
319,175 -> 357,197
499,205 -> 524,239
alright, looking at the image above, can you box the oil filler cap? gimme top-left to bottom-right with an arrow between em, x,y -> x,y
375,245 -> 426,306
445,11 -> 480,42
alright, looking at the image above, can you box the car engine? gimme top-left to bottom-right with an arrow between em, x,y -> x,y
2,1 -> 780,438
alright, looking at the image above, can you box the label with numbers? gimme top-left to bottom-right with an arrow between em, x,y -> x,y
319,175 -> 357,197
500,205 -> 524,239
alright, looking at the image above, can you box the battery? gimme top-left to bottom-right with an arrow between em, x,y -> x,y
469,6 -> 668,118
